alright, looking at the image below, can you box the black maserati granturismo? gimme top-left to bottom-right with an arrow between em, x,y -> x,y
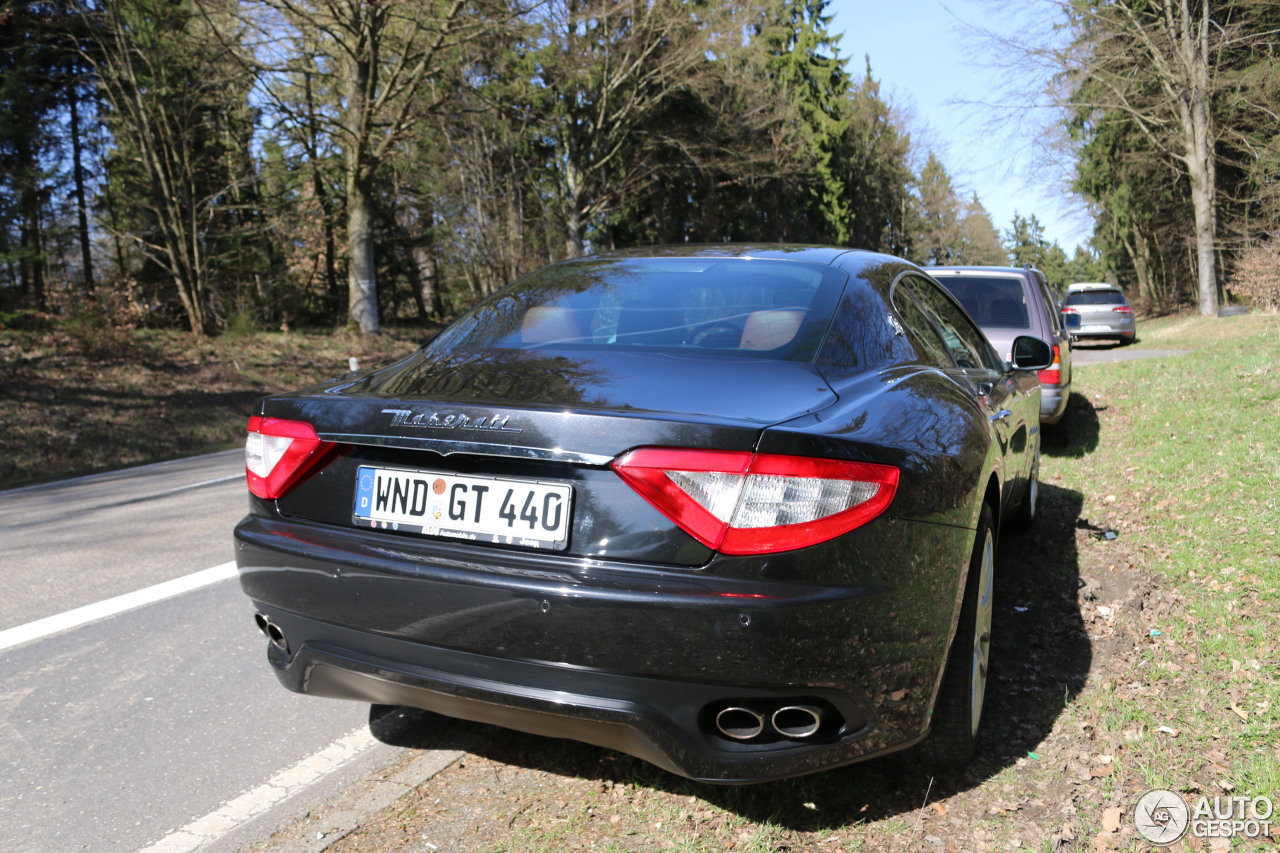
234,245 -> 1052,782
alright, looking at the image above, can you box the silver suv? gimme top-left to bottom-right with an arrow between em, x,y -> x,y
930,266 -> 1072,426
1062,283 -> 1136,345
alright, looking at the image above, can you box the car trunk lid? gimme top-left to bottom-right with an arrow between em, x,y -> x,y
260,349 -> 838,565
265,348 -> 836,458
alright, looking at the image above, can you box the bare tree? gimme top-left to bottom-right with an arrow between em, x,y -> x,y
1063,0 -> 1224,314
527,0 -> 759,257
969,1 -> 1280,315
250,0 -> 466,334
86,0 -> 256,335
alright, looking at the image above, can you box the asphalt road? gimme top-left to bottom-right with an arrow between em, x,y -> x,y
0,452 -> 404,853
1070,341 -> 1191,366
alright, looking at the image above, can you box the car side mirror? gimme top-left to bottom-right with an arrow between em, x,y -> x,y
1010,335 -> 1053,371
1061,311 -> 1081,329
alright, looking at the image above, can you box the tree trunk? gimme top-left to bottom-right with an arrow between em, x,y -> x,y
342,22 -> 380,336
408,201 -> 441,321
409,243 -> 440,321
161,218 -> 205,335
68,88 -> 96,298
1120,227 -> 1154,308
303,72 -> 340,308
346,168 -> 380,334
564,184 -> 586,259
1175,0 -> 1218,315
1184,134 -> 1217,316
1135,227 -> 1157,309
15,130 -> 45,310
318,168 -> 341,311
562,139 -> 587,257
565,210 -> 586,258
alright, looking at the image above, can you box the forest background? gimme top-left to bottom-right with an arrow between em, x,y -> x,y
2,0 -> 1279,338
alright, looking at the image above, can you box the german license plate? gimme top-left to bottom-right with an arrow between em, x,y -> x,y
353,466 -> 572,550
1080,324 -> 1110,332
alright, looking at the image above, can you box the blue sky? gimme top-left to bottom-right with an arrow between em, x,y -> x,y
823,0 -> 1094,251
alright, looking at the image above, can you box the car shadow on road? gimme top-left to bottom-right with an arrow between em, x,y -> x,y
367,704 -> 483,751
372,484 -> 1092,834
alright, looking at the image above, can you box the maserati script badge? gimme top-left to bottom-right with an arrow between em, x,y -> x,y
381,408 -> 522,432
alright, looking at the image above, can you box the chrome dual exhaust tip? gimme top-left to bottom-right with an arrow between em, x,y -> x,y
771,704 -> 825,739
714,706 -> 766,741
713,702 -> 828,741
254,612 -> 289,653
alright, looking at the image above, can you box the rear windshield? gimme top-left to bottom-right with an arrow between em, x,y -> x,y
1065,290 -> 1126,306
935,276 -> 1031,329
427,257 -> 846,362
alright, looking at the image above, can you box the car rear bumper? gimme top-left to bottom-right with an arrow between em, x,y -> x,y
251,610 -> 934,783
1072,330 -> 1135,339
1070,320 -> 1135,339
234,514 -> 970,781
1040,385 -> 1069,425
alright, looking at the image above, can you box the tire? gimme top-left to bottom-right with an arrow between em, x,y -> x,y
369,704 -> 442,748
369,703 -> 400,723
917,504 -> 994,770
1010,445 -> 1039,529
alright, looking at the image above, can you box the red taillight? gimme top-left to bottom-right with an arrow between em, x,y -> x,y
245,416 -> 336,499
1038,344 -> 1062,386
1061,308 -> 1078,314
610,447 -> 899,555
1112,305 -> 1132,314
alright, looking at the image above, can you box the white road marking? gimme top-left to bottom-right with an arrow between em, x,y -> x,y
158,474 -> 243,494
0,448 -> 244,495
136,724 -> 381,853
0,562 -> 239,652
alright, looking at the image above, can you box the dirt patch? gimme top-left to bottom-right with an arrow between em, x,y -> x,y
0,328 -> 425,488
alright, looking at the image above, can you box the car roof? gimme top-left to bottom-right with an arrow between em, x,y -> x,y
575,244 -> 920,285
1066,282 -> 1121,292
584,244 -> 870,265
927,266 -> 1040,276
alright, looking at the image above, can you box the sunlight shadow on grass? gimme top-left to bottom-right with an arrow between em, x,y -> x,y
371,483 -> 1093,839
1045,393 -> 1100,459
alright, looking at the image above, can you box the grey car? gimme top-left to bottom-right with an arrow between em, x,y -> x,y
929,266 -> 1072,426
1062,283 -> 1136,345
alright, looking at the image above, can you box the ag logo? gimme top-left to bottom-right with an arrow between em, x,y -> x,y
1134,789 -> 1190,845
